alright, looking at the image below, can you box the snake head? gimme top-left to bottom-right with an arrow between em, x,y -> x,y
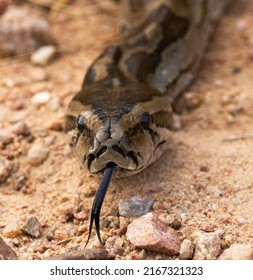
66,82 -> 173,177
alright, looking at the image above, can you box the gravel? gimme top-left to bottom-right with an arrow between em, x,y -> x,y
12,122 -> 31,136
0,158 -> 13,183
179,239 -> 195,260
48,248 -> 114,260
31,91 -> 51,105
126,213 -> 181,255
46,119 -> 64,131
105,236 -> 124,256
0,237 -> 18,260
0,6 -> 57,57
118,197 -> 155,217
192,230 -> 223,260
0,129 -> 15,145
218,244 -> 253,260
161,213 -> 182,230
3,221 -> 22,238
22,216 -> 42,238
31,45 -> 57,66
10,99 -> 26,110
27,142 -> 49,166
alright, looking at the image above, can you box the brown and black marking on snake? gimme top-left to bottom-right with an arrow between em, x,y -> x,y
119,2 -> 190,82
65,0 -> 231,246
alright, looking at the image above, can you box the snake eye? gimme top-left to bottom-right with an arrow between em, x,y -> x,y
141,112 -> 150,124
77,116 -> 85,132
140,112 -> 151,130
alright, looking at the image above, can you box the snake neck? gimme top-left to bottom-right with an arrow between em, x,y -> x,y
82,0 -> 230,101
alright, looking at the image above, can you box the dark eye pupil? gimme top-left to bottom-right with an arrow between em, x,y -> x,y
141,112 -> 150,124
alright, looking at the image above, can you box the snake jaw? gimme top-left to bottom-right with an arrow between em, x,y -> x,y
87,147 -> 138,175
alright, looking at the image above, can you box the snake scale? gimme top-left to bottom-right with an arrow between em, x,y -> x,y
66,0 -> 231,246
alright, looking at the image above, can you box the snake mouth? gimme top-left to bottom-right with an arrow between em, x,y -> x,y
87,146 -> 139,174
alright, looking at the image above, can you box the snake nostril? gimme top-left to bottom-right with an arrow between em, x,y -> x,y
112,145 -> 126,157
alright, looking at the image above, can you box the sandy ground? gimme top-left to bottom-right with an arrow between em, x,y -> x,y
0,0 -> 253,260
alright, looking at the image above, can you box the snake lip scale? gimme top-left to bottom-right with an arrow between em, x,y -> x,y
66,0 -> 231,246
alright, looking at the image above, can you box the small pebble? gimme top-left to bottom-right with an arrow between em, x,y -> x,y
223,235 -> 237,248
106,236 -> 124,251
152,200 -> 166,211
118,197 -> 155,217
54,229 -> 70,240
46,230 -> 55,241
218,244 -> 253,260
12,121 -> 31,136
3,221 -> 22,238
119,216 -> 129,228
31,45 -> 57,66
179,239 -> 194,260
0,237 -> 18,260
27,143 -> 49,166
77,225 -> 87,234
0,129 -> 15,145
13,172 -> 27,191
200,165 -> 209,172
164,214 -> 182,230
32,91 -> 51,105
46,119 -> 64,131
12,238 -> 20,247
117,225 -> 127,237
126,213 -> 181,255
10,99 -> 26,110
193,230 -> 223,260
59,201 -> 78,217
0,158 -> 13,183
218,213 -> 232,224
199,221 -> 215,232
48,248 -> 113,260
22,216 -> 42,238
74,210 -> 88,221
159,213 -> 182,229
31,242 -> 50,254
184,92 -> 202,109
232,65 -> 242,74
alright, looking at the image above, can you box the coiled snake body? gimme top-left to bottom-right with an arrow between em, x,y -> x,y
66,0 -> 230,245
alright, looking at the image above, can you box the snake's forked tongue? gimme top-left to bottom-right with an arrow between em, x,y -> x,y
84,162 -> 116,248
